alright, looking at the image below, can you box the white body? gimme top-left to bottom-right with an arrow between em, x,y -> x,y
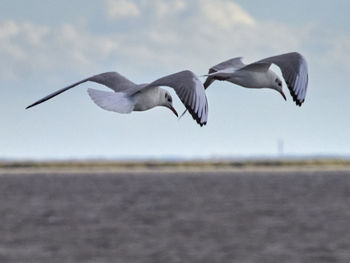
133,86 -> 162,111
226,70 -> 278,89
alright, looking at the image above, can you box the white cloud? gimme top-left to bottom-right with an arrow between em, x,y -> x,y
0,20 -> 20,39
21,22 -> 50,45
55,24 -> 118,65
324,35 -> 350,71
201,0 -> 255,28
100,0 -> 307,72
150,0 -> 186,18
0,21 -> 119,80
107,0 -> 140,19
1,0 -> 349,81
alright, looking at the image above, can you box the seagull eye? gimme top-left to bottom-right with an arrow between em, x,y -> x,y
168,98 -> 172,103
278,83 -> 282,87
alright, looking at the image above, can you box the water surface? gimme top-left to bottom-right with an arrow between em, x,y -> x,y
0,171 -> 349,262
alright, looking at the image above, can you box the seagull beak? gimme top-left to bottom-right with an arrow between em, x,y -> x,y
168,105 -> 178,117
280,90 -> 287,101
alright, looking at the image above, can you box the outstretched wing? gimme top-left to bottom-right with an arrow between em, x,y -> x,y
248,52 -> 308,106
203,57 -> 245,89
145,70 -> 208,126
26,72 -> 137,109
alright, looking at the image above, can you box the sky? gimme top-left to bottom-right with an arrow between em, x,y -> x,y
1,0 -> 350,160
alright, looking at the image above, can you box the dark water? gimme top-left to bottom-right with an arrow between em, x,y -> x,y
0,171 -> 350,263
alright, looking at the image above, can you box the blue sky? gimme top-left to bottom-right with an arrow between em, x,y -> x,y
1,0 -> 350,160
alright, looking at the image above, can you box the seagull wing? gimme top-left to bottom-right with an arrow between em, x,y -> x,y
245,52 -> 308,106
26,72 -> 137,109
87,88 -> 134,113
203,57 -> 245,89
144,70 -> 208,126
210,57 -> 245,72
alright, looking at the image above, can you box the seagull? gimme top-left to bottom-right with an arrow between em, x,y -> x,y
26,70 -> 208,126
203,52 -> 308,106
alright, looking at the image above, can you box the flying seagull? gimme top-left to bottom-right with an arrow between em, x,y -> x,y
26,70 -> 208,126
203,52 -> 308,106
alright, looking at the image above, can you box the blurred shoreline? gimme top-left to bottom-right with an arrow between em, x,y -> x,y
1,159 -> 350,174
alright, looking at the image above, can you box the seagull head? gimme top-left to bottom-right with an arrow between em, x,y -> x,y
161,90 -> 178,117
273,76 -> 286,101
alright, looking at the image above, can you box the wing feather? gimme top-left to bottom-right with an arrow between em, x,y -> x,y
145,70 -> 208,126
87,88 -> 134,113
26,72 -> 137,109
257,52 -> 308,106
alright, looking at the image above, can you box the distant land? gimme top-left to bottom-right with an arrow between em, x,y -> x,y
1,158 -> 350,174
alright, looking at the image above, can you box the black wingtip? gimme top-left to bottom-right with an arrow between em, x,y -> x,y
286,82 -> 304,107
184,102 -> 207,127
25,103 -> 36,110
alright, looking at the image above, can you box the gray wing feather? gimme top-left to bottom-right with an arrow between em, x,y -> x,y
26,72 -> 137,109
88,72 -> 137,93
255,52 -> 308,106
238,62 -> 271,72
145,70 -> 208,126
203,57 -> 244,89
211,57 -> 245,71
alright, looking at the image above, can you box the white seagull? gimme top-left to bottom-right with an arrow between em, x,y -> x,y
203,52 -> 308,106
26,70 -> 208,126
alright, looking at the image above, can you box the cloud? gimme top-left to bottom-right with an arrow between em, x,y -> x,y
0,20 -> 20,39
0,20 -> 50,79
149,0 -> 186,18
324,35 -> 350,71
0,21 -> 118,80
101,0 -> 349,74
110,0 -> 304,52
1,0 -> 349,81
106,0 -> 140,19
99,0 -> 307,72
201,0 -> 255,28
